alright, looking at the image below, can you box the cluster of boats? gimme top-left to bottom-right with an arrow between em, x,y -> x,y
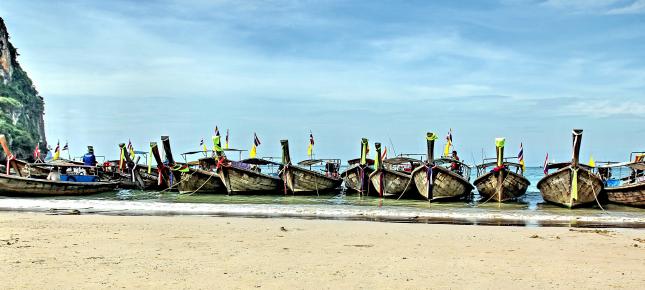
0,129 -> 643,209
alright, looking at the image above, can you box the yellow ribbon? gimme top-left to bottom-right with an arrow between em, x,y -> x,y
148,144 -> 153,174
570,167 -> 579,206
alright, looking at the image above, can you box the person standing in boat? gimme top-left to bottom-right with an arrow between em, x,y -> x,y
450,150 -> 462,174
83,146 -> 97,166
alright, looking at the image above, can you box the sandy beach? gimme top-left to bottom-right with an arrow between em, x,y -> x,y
0,212 -> 643,289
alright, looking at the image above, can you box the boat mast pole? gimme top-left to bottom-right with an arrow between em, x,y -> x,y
496,138 -> 505,202
360,138 -> 368,166
281,140 -> 291,165
375,143 -> 383,170
161,136 -> 175,165
572,129 -> 583,168
426,132 -> 435,164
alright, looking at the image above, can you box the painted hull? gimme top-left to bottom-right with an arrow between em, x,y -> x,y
178,168 -> 225,194
411,165 -> 473,201
606,182 -> 645,208
281,165 -> 342,194
369,169 -> 416,198
0,173 -> 117,196
341,165 -> 375,195
537,167 -> 604,208
219,166 -> 282,194
474,169 -> 530,202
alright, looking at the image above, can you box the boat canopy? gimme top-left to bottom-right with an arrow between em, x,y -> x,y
29,161 -> 95,169
546,162 -> 593,170
347,158 -> 374,165
240,158 -> 282,166
383,157 -> 421,165
597,161 -> 645,171
435,157 -> 471,169
297,159 -> 341,166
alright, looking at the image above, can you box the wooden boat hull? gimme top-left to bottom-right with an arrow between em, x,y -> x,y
0,173 -> 117,196
605,183 -> 645,208
219,166 -> 282,194
474,169 -> 530,202
341,165 -> 375,194
537,167 -> 604,208
411,165 -> 473,201
178,168 -> 225,194
281,165 -> 342,194
369,169 -> 416,198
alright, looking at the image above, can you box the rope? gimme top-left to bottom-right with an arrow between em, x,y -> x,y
182,172 -> 214,196
476,169 -> 509,207
586,171 -> 606,212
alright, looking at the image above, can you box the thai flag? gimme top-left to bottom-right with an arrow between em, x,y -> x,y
543,152 -> 549,175
62,142 -> 69,151
253,133 -> 261,147
518,143 -> 525,170
214,126 -> 220,137
309,133 -> 314,146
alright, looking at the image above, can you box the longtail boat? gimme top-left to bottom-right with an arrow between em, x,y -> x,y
0,134 -> 49,177
279,140 -> 342,194
188,135 -> 279,194
0,161 -> 117,196
537,129 -> 604,208
340,138 -> 375,195
473,138 -> 529,202
369,143 -> 421,198
411,133 -> 474,201
597,152 -> 645,208
108,143 -> 160,190
172,136 -> 224,194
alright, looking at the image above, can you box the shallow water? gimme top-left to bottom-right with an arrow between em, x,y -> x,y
1,167 -> 643,228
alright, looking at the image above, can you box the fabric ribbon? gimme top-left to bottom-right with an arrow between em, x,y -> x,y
570,167 -> 579,205
426,165 -> 434,199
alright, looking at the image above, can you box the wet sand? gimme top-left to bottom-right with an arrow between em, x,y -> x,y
1,212 -> 643,289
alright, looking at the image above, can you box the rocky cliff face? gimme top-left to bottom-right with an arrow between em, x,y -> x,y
0,17 -> 47,160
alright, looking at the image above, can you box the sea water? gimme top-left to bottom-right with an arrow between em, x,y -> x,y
1,167 -> 643,228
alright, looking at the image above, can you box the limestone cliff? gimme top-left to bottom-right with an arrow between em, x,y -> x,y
0,17 -> 47,160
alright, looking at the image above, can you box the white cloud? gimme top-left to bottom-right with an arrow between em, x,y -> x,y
608,0 -> 645,14
560,100 -> 645,118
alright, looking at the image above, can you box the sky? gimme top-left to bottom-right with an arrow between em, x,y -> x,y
1,0 -> 645,165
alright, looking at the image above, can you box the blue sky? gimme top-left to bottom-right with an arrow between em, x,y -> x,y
2,0 -> 645,164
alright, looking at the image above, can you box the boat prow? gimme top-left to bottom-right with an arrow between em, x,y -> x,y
411,164 -> 473,201
0,173 -> 118,196
537,166 -> 603,208
474,169 -> 529,202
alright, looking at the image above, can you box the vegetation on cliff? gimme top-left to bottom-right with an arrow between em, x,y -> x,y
0,17 -> 47,160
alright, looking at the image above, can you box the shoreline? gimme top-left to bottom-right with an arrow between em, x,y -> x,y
1,212 -> 644,289
1,197 -> 644,228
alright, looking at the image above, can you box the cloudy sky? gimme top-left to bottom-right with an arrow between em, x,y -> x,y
2,0 -> 645,164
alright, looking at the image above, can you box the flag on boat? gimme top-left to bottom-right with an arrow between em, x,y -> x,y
214,126 -> 220,137
382,146 -> 388,160
33,144 -> 41,160
200,138 -> 208,154
589,154 -> 596,167
212,136 -> 223,153
62,142 -> 69,151
443,129 -> 452,157
225,129 -> 230,149
307,133 -> 314,157
250,133 -> 261,158
518,143 -> 525,171
543,152 -> 549,175
53,141 -> 61,161
127,139 -> 135,159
